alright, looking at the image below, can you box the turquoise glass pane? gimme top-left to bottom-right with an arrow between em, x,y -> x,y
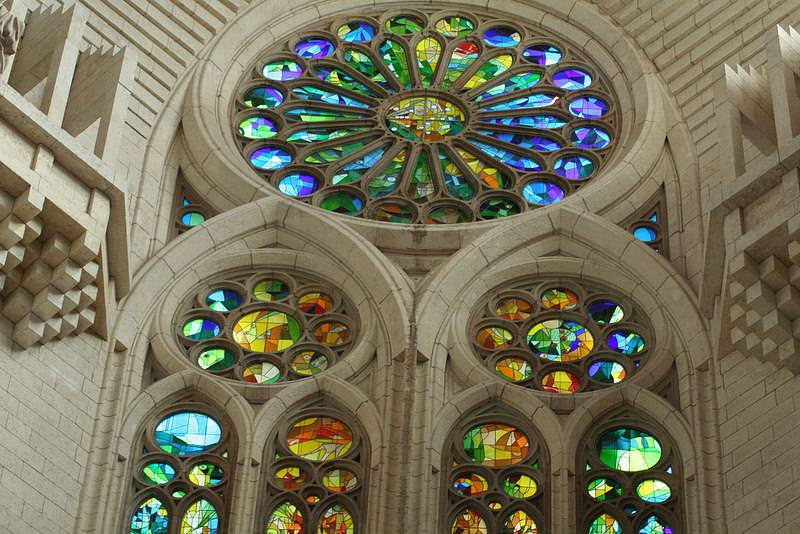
155,413 -> 222,455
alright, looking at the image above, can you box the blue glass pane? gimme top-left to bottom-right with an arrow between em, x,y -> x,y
483,27 -> 521,47
477,131 -> 561,151
243,87 -> 283,108
553,68 -> 592,89
479,94 -> 559,111
292,86 -> 369,107
554,156 -> 595,180
608,331 -> 645,354
522,181 -> 565,204
481,115 -> 566,129
523,44 -> 562,65
468,140 -> 542,171
130,497 -> 168,534
337,22 -> 375,42
634,227 -> 658,242
251,147 -> 292,170
296,38 -> 335,58
570,127 -> 610,149
155,413 -> 222,455
279,174 -> 319,196
569,96 -> 608,118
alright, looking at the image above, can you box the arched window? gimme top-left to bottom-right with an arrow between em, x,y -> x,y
441,404 -> 548,533
231,9 -> 619,224
127,403 -> 236,534
578,413 -> 683,533
261,405 -> 367,534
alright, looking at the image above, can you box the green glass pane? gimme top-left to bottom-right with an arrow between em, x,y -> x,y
589,513 -> 621,534
290,350 -> 329,375
344,49 -> 393,90
416,37 -> 442,87
475,71 -> 542,101
386,15 -> 424,34
314,67 -> 379,96
587,477 -> 622,500
435,16 -> 474,37
254,279 -> 289,301
197,348 -> 235,371
636,479 -> 672,503
441,42 -> 479,89
503,474 -> 538,498
333,145 -> 388,184
368,149 -> 407,197
188,463 -> 224,486
320,192 -> 363,215
180,499 -> 218,534
479,197 -> 520,219
439,151 -> 474,200
461,54 -> 513,91
305,141 -> 369,164
503,510 -> 537,533
286,108 -> 367,122
597,429 -> 662,471
142,463 -> 175,485
181,212 -> 205,226
287,127 -> 369,143
182,319 -> 220,340
379,40 -> 411,87
408,151 -> 435,204
238,116 -> 277,139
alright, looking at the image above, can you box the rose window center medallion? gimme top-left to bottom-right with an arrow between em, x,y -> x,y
386,96 -> 466,141
234,10 -> 620,223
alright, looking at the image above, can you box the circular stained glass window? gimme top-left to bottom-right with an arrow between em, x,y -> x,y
178,272 -> 357,384
233,9 -> 619,223
470,279 -> 651,393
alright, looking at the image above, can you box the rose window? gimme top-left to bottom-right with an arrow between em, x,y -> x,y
233,10 -> 619,223
470,279 -> 651,394
177,271 -> 357,384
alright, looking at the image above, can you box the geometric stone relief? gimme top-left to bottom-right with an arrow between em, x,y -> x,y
0,2 -> 135,348
728,251 -> 800,373
0,186 -> 101,347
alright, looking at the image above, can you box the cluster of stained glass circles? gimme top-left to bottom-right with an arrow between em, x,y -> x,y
472,281 -> 649,393
234,10 -> 618,223
179,273 -> 356,384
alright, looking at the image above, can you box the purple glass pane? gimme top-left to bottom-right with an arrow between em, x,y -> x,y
523,44 -> 562,65
278,174 -> 318,197
570,127 -> 610,149
553,69 -> 592,90
554,156 -> 595,180
568,96 -> 608,118
296,38 -> 335,58
522,181 -> 565,204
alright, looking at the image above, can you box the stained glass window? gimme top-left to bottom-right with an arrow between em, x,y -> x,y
580,420 -> 682,533
177,271 -> 357,383
263,410 -> 364,534
128,407 -> 233,533
471,279 -> 651,393
232,9 -> 618,223
443,406 -> 547,533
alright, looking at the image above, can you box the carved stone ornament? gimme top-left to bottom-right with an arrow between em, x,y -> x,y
0,5 -> 23,74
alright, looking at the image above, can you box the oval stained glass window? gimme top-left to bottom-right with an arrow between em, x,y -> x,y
267,502 -> 304,534
130,497 -> 169,534
322,469 -> 358,492
318,504 -> 354,534
155,413 -> 222,455
142,462 -> 176,485
454,473 -> 489,496
608,331 -> 645,354
451,509 -> 487,534
588,301 -> 624,323
477,326 -> 513,349
188,463 -> 224,486
290,350 -> 329,375
496,357 -> 533,381
206,289 -> 242,312
463,424 -> 529,466
243,361 -> 281,383
496,298 -> 532,320
542,370 -> 580,393
503,474 -> 538,498
636,479 -> 672,503
597,428 -> 662,471
197,347 -> 235,371
233,10 -> 619,223
589,360 -> 627,383
541,288 -> 578,310
183,318 -> 220,340
287,417 -> 353,461
180,499 -> 218,534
